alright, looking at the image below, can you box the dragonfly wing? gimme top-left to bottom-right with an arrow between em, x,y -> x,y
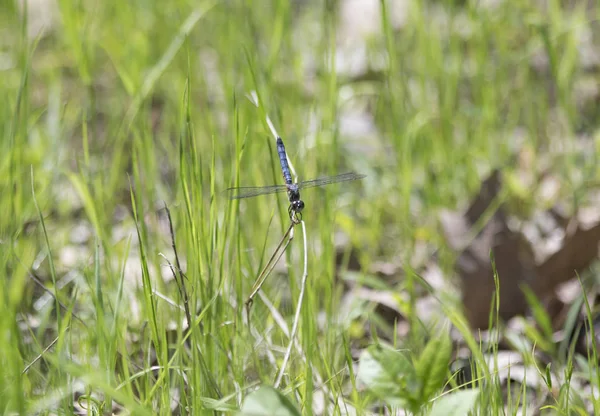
227,184 -> 289,199
295,172 -> 366,190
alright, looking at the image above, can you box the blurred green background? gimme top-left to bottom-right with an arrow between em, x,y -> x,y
2,0 -> 600,414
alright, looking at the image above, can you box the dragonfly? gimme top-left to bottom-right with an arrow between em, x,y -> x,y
227,137 -> 366,223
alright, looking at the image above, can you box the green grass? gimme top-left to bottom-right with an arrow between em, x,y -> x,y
2,0 -> 600,414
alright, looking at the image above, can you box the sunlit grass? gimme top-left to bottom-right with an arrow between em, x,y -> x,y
1,0 -> 599,414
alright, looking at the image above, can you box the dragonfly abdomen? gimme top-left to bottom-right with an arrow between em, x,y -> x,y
276,137 -> 293,185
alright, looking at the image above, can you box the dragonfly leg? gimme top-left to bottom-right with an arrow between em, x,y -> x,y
288,205 -> 302,224
245,222 -> 296,319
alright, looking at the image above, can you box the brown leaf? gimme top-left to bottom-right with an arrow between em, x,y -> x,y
441,170 -> 536,328
535,210 -> 600,298
442,170 -> 600,329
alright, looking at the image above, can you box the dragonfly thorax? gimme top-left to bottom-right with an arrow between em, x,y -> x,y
287,188 -> 304,212
287,187 -> 305,220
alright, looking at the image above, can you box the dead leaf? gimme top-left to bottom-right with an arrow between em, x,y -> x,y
535,210 -> 600,298
441,170 -> 537,328
441,170 -> 600,329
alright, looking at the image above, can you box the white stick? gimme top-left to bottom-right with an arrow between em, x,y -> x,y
246,91 -> 298,180
275,219 -> 308,388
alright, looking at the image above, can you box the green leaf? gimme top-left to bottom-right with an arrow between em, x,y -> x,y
357,343 -> 418,407
66,172 -> 102,240
415,332 -> 452,402
429,389 -> 480,416
544,363 -> 552,390
238,386 -> 300,416
521,284 -> 555,353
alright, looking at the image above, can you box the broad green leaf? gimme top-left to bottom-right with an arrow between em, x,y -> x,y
357,343 -> 418,407
238,386 -> 300,416
415,332 -> 452,402
429,389 -> 480,416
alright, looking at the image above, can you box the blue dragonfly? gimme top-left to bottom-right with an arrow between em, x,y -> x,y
228,137 -> 366,222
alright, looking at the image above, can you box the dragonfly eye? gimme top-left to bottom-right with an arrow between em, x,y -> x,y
295,200 -> 305,212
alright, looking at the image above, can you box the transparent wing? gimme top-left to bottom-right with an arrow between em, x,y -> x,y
227,184 -> 289,199
296,172 -> 366,190
227,172 -> 366,200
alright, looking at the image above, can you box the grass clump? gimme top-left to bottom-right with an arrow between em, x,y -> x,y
2,0 -> 600,414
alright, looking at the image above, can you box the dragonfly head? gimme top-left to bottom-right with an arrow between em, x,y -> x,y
292,199 -> 305,213
288,200 -> 305,223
